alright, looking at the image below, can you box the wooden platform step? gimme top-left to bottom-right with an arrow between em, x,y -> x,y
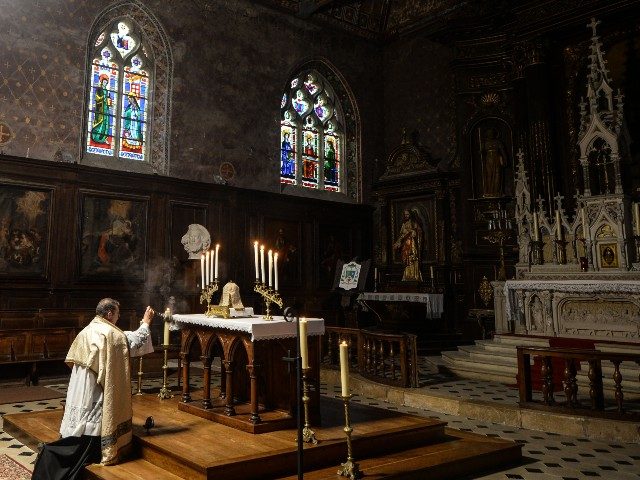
3,391 -> 521,480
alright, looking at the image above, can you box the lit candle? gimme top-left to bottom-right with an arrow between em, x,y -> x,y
260,245 -> 265,284
205,250 -> 210,286
200,254 -> 205,290
163,315 -> 170,346
210,247 -> 214,283
581,208 -> 588,239
532,211 -> 540,241
339,341 -> 349,397
254,241 -> 259,281
299,318 -> 308,369
214,244 -> 220,280
268,249 -> 273,287
555,210 -> 563,240
274,252 -> 279,291
634,203 -> 640,236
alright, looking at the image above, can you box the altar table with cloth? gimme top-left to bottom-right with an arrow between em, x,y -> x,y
172,314 -> 324,433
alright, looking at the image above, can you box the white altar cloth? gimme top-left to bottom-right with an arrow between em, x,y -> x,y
357,292 -> 444,319
171,314 -> 325,341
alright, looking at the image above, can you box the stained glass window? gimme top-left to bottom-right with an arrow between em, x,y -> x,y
85,20 -> 152,163
280,70 -> 345,193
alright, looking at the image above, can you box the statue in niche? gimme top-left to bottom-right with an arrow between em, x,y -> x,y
530,297 -> 545,332
393,209 -> 423,282
181,224 -> 211,260
481,128 -> 508,198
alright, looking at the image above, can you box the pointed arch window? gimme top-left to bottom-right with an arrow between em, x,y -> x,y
280,71 -> 344,193
85,19 -> 152,162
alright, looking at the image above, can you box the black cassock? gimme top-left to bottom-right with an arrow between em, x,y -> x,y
31,435 -> 101,480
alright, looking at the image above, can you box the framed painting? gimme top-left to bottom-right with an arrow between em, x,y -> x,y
0,183 -> 52,277
79,192 -> 148,280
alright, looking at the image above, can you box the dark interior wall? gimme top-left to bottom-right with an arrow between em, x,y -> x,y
0,0 -> 383,200
381,34 -> 456,167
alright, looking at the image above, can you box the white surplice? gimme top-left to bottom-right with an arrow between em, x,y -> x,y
59,323 -> 151,438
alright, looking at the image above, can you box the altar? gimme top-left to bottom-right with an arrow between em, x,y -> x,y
173,314 -> 324,433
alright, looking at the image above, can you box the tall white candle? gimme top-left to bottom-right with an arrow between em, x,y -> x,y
200,254 -> 205,290
634,203 -> 640,236
260,245 -> 265,284
374,267 -> 378,282
339,341 -> 349,397
299,318 -> 308,369
274,253 -> 279,291
555,210 -> 563,240
430,265 -> 434,279
163,312 -> 170,346
581,208 -> 588,239
254,241 -> 259,280
214,244 -> 220,280
268,249 -> 273,287
205,250 -> 210,286
163,321 -> 170,346
532,212 -> 540,241
210,247 -> 214,283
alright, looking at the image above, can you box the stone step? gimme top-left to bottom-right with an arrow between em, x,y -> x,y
492,335 -> 550,347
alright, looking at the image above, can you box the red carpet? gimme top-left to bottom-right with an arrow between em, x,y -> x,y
0,454 -> 32,480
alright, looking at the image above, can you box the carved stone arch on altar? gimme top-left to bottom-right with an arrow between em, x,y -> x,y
468,117 -> 514,199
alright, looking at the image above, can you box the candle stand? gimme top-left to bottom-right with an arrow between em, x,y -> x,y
254,282 -> 283,320
135,356 -> 144,395
484,229 -> 510,281
200,281 -> 220,316
578,238 -> 589,271
530,240 -> 544,265
158,344 -> 173,400
301,368 -> 318,444
337,394 -> 361,479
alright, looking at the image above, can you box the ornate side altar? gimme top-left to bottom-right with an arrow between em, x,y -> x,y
493,19 -> 640,343
173,314 -> 324,434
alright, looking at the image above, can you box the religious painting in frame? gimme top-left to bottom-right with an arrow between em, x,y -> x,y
390,196 -> 437,267
598,243 -> 619,268
0,183 -> 53,277
264,218 -> 302,288
79,192 -> 148,280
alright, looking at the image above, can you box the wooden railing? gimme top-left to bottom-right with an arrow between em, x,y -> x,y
324,327 -> 419,388
517,346 -> 640,420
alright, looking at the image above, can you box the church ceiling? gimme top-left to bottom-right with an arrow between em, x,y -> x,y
191,0 -> 512,40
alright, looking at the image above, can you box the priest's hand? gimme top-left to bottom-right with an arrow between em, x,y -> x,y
142,306 -> 154,326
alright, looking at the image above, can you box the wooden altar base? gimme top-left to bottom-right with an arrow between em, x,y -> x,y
4,391 -> 522,480
178,389 -> 296,433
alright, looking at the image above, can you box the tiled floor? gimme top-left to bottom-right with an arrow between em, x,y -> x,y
1,365 -> 639,480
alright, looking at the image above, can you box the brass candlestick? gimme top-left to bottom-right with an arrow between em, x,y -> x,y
254,282 -> 283,320
484,230 -> 510,281
200,281 -> 220,316
337,394 -> 361,479
301,368 -> 318,444
157,344 -> 173,399
135,356 -> 144,395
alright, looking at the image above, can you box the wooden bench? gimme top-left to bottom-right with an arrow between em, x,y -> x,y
0,308 -> 137,385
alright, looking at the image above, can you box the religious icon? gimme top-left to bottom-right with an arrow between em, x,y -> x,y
599,243 -> 618,268
91,74 -> 113,146
181,224 -> 211,260
480,128 -> 508,198
393,208 -> 424,282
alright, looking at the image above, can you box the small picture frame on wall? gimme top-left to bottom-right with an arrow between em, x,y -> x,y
0,183 -> 53,277
79,192 -> 148,280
